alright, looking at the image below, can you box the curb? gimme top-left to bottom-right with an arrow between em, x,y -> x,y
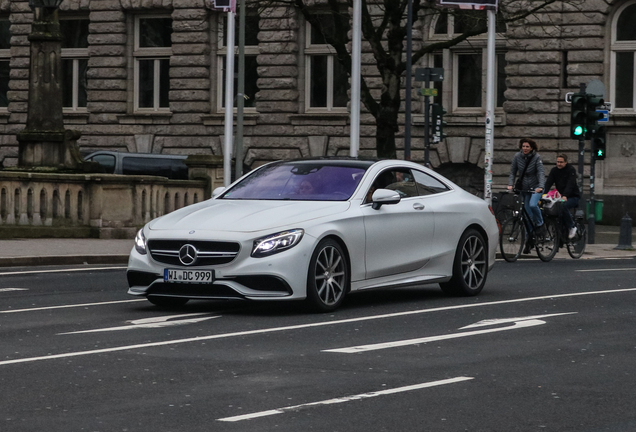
0,255 -> 129,268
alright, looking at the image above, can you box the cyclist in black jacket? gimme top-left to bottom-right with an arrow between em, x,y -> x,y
544,153 -> 580,239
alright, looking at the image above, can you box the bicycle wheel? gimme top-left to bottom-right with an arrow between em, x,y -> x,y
567,222 -> 587,259
536,218 -> 559,262
500,217 -> 525,262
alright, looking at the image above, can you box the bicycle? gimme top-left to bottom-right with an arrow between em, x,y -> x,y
499,189 -> 560,262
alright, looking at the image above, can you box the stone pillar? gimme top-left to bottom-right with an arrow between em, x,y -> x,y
16,5 -> 83,169
185,155 -> 224,199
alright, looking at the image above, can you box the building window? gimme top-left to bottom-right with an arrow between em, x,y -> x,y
60,18 -> 89,112
611,1 -> 636,110
134,16 -> 172,112
427,12 -> 507,113
0,17 -> 10,109
217,14 -> 259,110
305,15 -> 349,112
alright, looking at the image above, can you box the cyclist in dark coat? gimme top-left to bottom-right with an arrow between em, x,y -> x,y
544,153 -> 580,239
507,138 -> 545,252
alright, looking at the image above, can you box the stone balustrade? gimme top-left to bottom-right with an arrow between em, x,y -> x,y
0,171 -> 209,238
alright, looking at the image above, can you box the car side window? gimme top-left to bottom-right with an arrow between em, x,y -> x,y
364,168 -> 418,203
412,169 -> 450,196
90,154 -> 116,173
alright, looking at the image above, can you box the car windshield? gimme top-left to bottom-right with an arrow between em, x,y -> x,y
221,161 -> 369,201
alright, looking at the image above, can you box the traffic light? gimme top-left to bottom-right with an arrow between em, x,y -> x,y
570,93 -> 587,139
431,103 -> 447,143
585,94 -> 605,138
592,126 -> 607,160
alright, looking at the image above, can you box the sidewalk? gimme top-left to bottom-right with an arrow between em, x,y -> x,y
0,226 -> 633,267
0,238 -> 133,267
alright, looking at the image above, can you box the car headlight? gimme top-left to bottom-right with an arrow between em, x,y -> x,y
252,229 -> 304,258
135,228 -> 147,255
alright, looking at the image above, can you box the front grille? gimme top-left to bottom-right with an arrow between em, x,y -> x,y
148,240 -> 240,266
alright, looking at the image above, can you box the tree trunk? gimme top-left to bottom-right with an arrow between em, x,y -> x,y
375,108 -> 398,159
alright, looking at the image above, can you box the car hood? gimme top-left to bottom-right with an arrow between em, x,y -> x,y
148,199 -> 351,233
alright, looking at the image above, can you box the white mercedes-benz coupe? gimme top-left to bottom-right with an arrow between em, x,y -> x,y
127,158 -> 499,311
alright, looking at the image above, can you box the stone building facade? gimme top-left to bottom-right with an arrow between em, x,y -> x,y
0,0 -> 635,223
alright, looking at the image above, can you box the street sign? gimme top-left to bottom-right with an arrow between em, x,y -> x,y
438,0 -> 498,10
587,79 -> 606,98
415,67 -> 444,82
419,88 -> 438,97
597,109 -> 609,122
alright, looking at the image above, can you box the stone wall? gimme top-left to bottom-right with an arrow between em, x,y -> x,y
0,1 -> 634,224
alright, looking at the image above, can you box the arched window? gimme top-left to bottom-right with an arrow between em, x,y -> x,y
611,1 -> 636,110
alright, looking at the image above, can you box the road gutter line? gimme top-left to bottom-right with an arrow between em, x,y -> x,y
0,299 -> 146,314
217,377 -> 474,422
1,288 -> 635,366
0,266 -> 127,276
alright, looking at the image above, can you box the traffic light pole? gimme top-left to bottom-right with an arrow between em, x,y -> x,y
576,84 -> 586,202
588,153 -> 596,244
423,69 -> 431,167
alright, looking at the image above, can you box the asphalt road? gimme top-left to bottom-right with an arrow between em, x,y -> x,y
1,258 -> 635,432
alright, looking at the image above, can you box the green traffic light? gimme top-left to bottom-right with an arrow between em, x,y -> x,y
573,125 -> 584,136
597,149 -> 604,157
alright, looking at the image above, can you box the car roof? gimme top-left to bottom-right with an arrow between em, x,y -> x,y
273,157 -> 378,169
84,151 -> 187,159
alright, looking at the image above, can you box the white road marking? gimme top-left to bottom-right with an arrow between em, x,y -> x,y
576,267 -> 636,272
323,313 -> 576,354
0,266 -> 127,276
0,299 -> 146,314
216,377 -> 474,422
58,313 -> 220,335
0,288 -> 28,292
1,288 -> 635,366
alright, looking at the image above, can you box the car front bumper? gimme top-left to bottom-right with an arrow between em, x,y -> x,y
127,232 -> 316,302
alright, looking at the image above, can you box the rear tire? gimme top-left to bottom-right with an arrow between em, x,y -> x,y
500,217 -> 525,263
567,222 -> 587,259
306,238 -> 349,312
440,229 -> 488,296
536,218 -> 559,262
147,296 -> 189,307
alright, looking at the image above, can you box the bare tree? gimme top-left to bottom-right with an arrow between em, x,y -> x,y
251,0 -> 570,158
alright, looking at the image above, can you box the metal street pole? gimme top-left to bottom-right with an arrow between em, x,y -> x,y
223,11 -> 235,186
234,0 -> 245,179
404,0 -> 413,160
350,0 -> 361,157
577,83 -> 586,210
483,9 -> 496,205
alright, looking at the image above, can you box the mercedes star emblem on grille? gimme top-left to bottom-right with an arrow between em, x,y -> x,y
178,244 -> 198,266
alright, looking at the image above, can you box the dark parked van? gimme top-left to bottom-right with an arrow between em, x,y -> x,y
84,151 -> 189,180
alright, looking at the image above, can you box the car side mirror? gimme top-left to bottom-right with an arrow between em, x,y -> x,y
371,189 -> 401,210
212,186 -> 226,197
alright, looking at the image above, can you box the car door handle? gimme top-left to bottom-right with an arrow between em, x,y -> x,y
413,203 -> 425,210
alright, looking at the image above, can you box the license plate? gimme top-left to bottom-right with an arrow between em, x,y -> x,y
164,269 -> 214,284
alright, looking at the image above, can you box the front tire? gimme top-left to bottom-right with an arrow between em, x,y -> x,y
306,238 -> 349,312
567,222 -> 587,259
440,229 -> 488,296
500,217 -> 525,263
536,219 -> 559,262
